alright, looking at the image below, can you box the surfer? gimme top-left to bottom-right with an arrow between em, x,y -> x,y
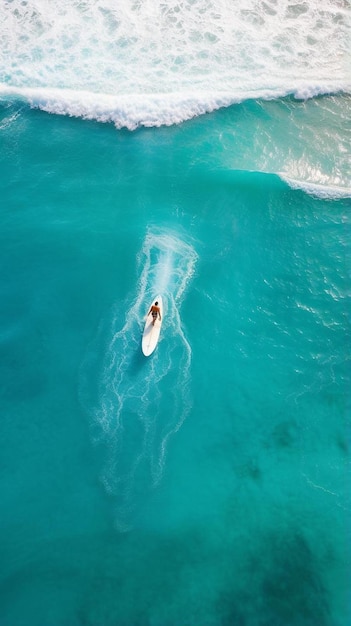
148,301 -> 161,326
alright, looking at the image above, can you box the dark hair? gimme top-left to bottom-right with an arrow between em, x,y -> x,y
155,301 -> 158,305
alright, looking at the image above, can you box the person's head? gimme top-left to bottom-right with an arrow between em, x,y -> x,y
155,301 -> 158,305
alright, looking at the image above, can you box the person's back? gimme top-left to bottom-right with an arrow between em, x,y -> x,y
149,301 -> 161,326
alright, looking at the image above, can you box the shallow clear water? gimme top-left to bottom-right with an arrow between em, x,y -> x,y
0,100 -> 350,625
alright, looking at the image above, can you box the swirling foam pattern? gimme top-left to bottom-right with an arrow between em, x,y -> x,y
0,0 -> 350,127
80,228 -> 198,529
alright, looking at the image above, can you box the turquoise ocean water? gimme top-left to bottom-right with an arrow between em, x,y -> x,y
1,2 -> 350,625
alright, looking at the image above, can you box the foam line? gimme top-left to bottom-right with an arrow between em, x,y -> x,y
1,83 -> 349,130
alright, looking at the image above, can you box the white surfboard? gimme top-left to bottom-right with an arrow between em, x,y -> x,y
142,295 -> 163,356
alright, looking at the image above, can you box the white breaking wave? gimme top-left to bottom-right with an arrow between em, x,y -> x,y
0,84 -> 237,129
0,0 -> 350,128
79,228 -> 198,530
279,176 -> 351,199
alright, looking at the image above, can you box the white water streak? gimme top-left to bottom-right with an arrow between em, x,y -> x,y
80,227 -> 197,529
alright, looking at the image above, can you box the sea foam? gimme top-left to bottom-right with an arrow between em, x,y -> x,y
1,0 -> 350,128
79,227 -> 198,529
280,176 -> 351,200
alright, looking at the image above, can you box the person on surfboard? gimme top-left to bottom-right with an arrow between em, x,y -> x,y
148,301 -> 161,326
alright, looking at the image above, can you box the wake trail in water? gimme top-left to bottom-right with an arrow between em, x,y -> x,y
80,228 -> 197,530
